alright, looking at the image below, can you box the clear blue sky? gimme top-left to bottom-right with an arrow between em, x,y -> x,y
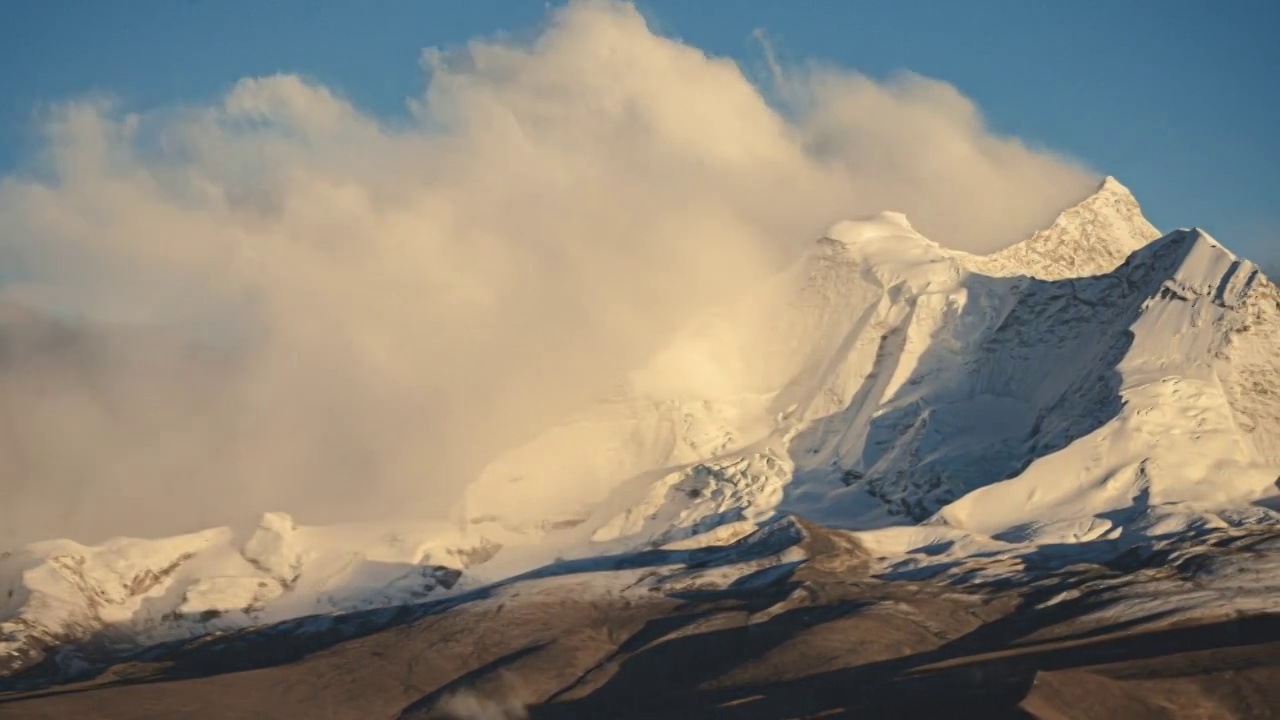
1,0 -> 1276,263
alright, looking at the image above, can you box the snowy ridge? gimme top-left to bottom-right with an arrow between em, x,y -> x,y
3,178 -> 1278,677
0,513 -> 500,675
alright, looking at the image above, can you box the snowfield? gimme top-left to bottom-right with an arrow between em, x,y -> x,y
2,176 -> 1277,677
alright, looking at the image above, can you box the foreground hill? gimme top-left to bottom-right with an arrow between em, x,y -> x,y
1,519 -> 1276,718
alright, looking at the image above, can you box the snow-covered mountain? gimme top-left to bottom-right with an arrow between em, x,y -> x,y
2,177 -> 1278,678
462,177 -> 1278,549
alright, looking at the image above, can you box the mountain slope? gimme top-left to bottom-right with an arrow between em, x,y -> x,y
936,230 -> 1279,539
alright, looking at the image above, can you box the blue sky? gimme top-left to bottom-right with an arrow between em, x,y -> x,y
1,0 -> 1276,262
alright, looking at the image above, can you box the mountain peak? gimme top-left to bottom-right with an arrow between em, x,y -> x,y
1096,174 -> 1135,197
822,211 -> 919,246
958,175 -> 1162,280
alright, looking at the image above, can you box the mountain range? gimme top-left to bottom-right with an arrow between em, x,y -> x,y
1,177 -> 1277,717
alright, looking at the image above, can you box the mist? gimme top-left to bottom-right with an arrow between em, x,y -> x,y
0,0 -> 1096,547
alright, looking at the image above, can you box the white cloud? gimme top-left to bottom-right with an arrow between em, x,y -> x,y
0,0 -> 1096,545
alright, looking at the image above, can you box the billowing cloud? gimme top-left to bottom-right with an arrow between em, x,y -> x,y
0,0 -> 1096,546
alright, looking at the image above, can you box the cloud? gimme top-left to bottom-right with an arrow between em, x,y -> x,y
791,68 -> 1098,250
0,0 -> 1096,546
